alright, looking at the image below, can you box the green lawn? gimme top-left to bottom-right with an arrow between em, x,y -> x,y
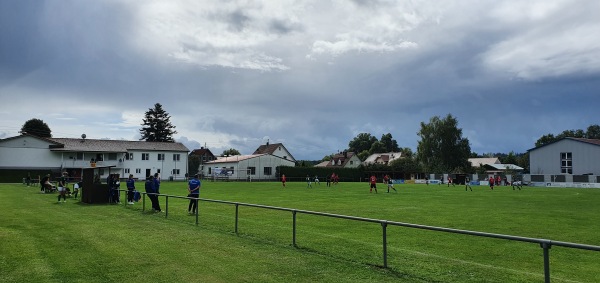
1,181 -> 599,282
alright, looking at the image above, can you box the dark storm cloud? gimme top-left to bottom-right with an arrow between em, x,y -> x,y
1,1 -> 599,160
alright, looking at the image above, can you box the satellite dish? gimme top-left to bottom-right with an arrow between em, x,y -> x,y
81,134 -> 86,139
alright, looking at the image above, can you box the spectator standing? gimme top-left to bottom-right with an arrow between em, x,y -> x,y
57,172 -> 68,203
187,174 -> 201,214
145,175 -> 161,212
40,174 -> 49,193
126,174 -> 136,205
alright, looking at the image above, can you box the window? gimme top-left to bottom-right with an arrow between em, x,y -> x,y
561,152 -> 572,174
264,167 -> 272,175
108,153 -> 117,161
76,152 -> 84,160
230,166 -> 234,174
350,161 -> 354,165
125,153 -> 133,160
125,168 -> 130,174
158,153 -> 165,161
142,153 -> 149,160
136,168 -> 141,174
248,167 -> 256,175
173,154 -> 180,161
172,169 -> 180,175
208,168 -> 212,174
96,153 -> 104,161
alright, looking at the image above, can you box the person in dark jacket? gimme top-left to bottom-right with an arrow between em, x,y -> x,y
145,175 -> 161,212
126,174 -> 136,205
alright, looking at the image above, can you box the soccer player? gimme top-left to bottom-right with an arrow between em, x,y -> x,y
306,175 -> 312,188
512,180 -> 522,190
447,176 -> 455,187
489,176 -> 495,190
314,175 -> 320,185
369,174 -> 377,193
281,174 -> 286,188
465,176 -> 472,191
386,174 -> 397,193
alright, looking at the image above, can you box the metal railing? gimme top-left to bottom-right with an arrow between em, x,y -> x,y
123,190 -> 600,283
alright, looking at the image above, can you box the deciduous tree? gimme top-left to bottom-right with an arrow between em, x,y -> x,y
222,148 -> 241,156
416,114 -> 471,173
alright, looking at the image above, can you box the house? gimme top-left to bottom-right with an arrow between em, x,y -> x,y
528,137 -> 600,175
468,157 -> 501,168
482,163 -> 524,174
468,157 -> 521,174
190,147 -> 217,162
201,154 -> 295,180
314,151 -> 361,168
253,142 -> 296,162
363,152 -> 402,165
0,133 -> 189,181
190,147 -> 217,176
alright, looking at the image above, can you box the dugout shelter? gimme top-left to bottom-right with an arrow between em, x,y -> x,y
81,165 -> 116,204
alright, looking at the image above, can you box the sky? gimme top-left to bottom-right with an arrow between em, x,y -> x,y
1,0 -> 599,160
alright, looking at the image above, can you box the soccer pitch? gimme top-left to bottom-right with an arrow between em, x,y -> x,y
2,181 -> 599,282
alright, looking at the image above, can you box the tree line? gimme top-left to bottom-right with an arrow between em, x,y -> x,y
17,104 -> 599,175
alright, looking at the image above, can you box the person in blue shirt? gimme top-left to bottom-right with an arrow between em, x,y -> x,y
145,175 -> 161,212
126,174 -> 136,204
187,174 -> 201,215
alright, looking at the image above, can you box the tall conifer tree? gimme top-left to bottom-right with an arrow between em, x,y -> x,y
139,103 -> 177,142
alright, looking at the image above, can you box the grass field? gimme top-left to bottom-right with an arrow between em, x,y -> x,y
1,181 -> 599,282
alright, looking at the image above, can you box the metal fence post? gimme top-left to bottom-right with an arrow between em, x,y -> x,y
293,210 -> 297,247
235,203 -> 239,234
541,241 -> 552,283
382,221 -> 388,268
195,198 -> 199,225
142,193 -> 145,212
165,196 -> 168,218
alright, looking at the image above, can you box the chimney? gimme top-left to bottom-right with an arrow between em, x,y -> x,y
344,151 -> 347,158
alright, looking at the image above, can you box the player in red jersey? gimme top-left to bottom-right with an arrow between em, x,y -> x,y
369,175 -> 378,193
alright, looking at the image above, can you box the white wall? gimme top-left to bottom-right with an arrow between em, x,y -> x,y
530,139 -> 600,175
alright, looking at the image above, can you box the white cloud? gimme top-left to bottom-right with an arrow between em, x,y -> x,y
482,1 -> 600,80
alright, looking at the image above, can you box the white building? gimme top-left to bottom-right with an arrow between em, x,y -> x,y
529,137 -> 600,175
0,134 -> 189,180
363,152 -> 403,165
202,154 -> 295,181
314,151 -> 361,168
